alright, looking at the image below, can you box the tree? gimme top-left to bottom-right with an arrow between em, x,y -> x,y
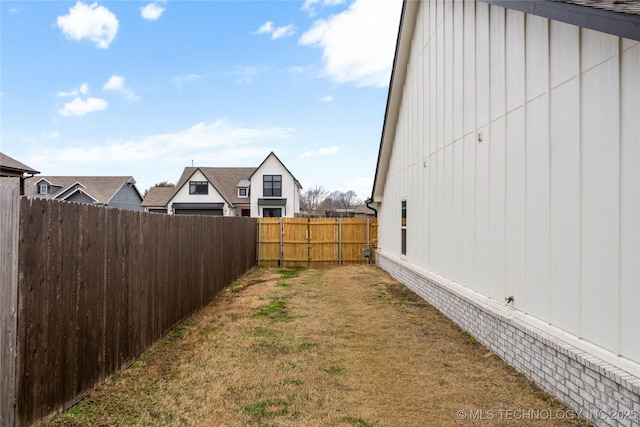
319,190 -> 362,211
300,185 -> 328,212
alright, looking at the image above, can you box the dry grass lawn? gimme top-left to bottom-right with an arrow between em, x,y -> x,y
48,265 -> 591,426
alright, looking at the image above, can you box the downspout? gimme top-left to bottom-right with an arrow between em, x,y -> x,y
365,198 -> 378,218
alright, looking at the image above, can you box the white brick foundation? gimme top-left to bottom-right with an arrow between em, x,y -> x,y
377,251 -> 640,427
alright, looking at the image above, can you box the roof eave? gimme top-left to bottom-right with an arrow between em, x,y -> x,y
481,0 -> 640,41
371,0 -> 419,202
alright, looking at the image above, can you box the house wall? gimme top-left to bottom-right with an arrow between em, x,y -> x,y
168,170 -> 230,215
376,0 -> 640,422
250,155 -> 299,217
109,184 -> 143,211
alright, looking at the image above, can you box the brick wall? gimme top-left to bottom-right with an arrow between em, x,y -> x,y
377,251 -> 640,427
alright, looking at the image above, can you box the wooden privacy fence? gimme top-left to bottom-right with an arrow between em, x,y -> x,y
257,217 -> 378,267
0,187 -> 256,426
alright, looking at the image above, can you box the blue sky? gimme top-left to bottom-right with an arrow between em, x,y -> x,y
1,0 -> 403,200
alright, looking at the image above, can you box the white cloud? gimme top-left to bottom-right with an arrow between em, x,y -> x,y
46,120 -> 293,163
299,0 -> 403,87
103,75 -> 138,101
271,24 -> 295,40
172,74 -> 204,88
300,146 -> 339,158
58,97 -> 108,117
103,75 -> 124,91
302,0 -> 346,16
57,82 -> 90,97
56,1 -> 119,49
320,95 -> 334,102
254,21 -> 295,40
256,21 -> 274,34
140,3 -> 165,20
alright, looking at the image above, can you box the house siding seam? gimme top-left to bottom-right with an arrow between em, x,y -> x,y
376,251 -> 640,427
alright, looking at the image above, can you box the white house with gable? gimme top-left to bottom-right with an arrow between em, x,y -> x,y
370,1 -> 640,425
160,152 -> 301,217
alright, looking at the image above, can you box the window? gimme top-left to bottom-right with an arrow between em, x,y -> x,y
263,175 -> 282,197
38,184 -> 48,194
401,200 -> 407,255
238,188 -> 248,197
263,207 -> 282,217
189,181 -> 208,195
241,208 -> 250,217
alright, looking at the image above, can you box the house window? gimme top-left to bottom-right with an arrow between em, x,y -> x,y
189,181 -> 208,195
238,188 -> 248,198
241,208 -> 250,217
401,200 -> 407,255
263,208 -> 282,217
263,175 -> 282,197
38,184 -> 48,194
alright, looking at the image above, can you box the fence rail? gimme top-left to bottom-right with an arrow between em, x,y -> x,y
1,188 -> 257,426
257,217 -> 377,268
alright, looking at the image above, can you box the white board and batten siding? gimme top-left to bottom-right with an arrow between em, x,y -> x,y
250,154 -> 300,218
377,0 -> 640,374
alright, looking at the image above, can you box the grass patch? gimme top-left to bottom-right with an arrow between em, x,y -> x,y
249,326 -> 279,337
279,378 -> 304,386
242,397 -> 293,419
296,341 -> 319,352
253,299 -> 294,322
320,365 -> 345,375
278,268 -> 305,279
276,280 -> 291,288
342,416 -> 375,427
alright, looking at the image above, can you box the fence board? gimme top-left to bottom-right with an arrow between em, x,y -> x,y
14,199 -> 257,426
1,186 -> 19,427
257,217 -> 377,268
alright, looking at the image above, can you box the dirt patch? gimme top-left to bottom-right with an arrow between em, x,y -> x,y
48,265 -> 591,426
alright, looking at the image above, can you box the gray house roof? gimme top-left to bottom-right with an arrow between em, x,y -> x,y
24,176 -> 141,204
141,186 -> 176,207
0,152 -> 40,176
172,167 -> 257,207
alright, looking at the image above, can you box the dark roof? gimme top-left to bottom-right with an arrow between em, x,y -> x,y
0,152 -> 40,175
553,0 -> 640,16
141,186 -> 176,207
173,167 -> 257,207
24,176 -> 141,204
481,0 -> 640,41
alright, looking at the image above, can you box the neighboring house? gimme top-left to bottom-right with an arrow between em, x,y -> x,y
165,152 -> 301,217
141,186 -> 175,213
0,152 -> 40,195
371,0 -> 639,425
24,176 -> 144,211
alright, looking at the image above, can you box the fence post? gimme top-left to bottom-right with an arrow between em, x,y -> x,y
279,217 -> 283,267
339,219 -> 343,265
0,185 -> 19,427
257,220 -> 261,267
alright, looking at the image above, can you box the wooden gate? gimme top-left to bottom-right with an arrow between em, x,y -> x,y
257,217 -> 377,267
